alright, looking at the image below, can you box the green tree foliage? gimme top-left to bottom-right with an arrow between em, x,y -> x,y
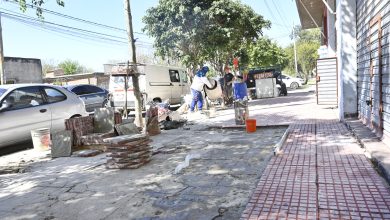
204,1 -> 270,73
142,0 -> 270,74
13,0 -> 65,18
58,60 -> 83,75
284,26 -> 320,78
247,38 -> 287,68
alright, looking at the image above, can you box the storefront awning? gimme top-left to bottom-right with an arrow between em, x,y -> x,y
296,0 -> 325,29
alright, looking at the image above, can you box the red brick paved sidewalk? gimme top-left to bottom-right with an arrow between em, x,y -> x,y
241,121 -> 390,220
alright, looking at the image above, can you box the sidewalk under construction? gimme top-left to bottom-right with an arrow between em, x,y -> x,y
2,88 -> 390,219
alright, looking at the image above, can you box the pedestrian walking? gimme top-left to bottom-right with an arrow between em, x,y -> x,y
190,66 -> 212,113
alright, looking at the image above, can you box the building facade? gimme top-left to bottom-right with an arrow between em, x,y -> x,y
296,0 -> 390,143
4,57 -> 43,84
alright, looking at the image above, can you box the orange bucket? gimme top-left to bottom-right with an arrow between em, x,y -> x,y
246,119 -> 257,133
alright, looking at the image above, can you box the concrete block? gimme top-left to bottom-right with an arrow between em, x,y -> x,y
94,107 -> 115,133
115,123 -> 140,135
51,130 -> 72,158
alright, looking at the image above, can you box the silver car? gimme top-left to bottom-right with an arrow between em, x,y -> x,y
64,84 -> 109,112
0,84 -> 88,148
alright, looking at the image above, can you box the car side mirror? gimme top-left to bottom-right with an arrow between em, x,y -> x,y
0,102 -> 10,112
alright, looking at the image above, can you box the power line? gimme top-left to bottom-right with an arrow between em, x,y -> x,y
1,9 -> 128,41
271,0 -> 290,27
264,0 -> 284,27
5,13 -> 155,53
270,0 -> 291,28
3,13 -> 128,45
5,0 -> 148,36
1,8 -> 154,47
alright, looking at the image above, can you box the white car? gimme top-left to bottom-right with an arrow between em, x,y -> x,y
278,74 -> 304,89
0,84 -> 88,148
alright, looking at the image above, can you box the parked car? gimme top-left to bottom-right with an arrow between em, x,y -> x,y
64,84 -> 109,112
278,74 -> 305,89
0,84 -> 89,148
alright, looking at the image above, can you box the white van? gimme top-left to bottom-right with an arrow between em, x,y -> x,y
108,64 -> 190,110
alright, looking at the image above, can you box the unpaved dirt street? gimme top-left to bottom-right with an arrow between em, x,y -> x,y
0,124 -> 286,220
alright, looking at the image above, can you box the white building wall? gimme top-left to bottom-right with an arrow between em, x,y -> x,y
326,0 -> 337,56
336,0 -> 357,120
4,57 -> 43,84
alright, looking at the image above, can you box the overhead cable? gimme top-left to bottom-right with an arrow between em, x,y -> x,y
5,0 -> 147,36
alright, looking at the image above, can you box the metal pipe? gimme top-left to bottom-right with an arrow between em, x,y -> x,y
321,0 -> 336,15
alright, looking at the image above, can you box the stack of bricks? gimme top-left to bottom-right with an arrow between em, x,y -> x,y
104,134 -> 152,169
65,116 -> 94,146
64,112 -> 122,147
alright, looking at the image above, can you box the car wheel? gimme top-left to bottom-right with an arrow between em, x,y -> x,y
290,82 -> 299,89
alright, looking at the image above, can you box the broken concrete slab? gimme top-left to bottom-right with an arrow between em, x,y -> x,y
72,149 -> 102,157
93,107 -> 115,133
51,130 -> 72,158
103,133 -> 149,144
115,122 -> 140,135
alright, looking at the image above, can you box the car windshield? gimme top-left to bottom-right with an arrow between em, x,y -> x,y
0,88 -> 6,97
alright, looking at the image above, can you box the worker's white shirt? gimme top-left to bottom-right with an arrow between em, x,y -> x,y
191,75 -> 212,92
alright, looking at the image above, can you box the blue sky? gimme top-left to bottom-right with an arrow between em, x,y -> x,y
1,0 -> 299,71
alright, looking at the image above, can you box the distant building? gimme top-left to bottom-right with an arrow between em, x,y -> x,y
43,72 -> 109,89
45,69 -> 65,78
4,57 -> 43,84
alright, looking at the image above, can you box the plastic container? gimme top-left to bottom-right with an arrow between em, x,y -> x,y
233,82 -> 248,100
246,119 -> 257,133
31,128 -> 51,151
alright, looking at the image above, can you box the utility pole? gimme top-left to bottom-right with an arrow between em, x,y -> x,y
124,0 -> 143,127
293,24 -> 299,76
0,13 -> 5,85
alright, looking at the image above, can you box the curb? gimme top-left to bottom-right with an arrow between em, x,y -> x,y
344,120 -> 390,184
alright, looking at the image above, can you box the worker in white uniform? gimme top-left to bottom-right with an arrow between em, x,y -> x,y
190,66 -> 212,112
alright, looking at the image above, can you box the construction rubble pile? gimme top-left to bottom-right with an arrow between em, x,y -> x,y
104,134 -> 152,169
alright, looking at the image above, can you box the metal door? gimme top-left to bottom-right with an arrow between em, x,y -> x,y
316,57 -> 338,105
367,15 -> 383,132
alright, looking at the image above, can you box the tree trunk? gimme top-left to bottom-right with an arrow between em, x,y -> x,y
124,0 -> 143,127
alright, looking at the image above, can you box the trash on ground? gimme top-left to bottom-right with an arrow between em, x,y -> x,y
160,120 -> 187,130
174,153 -> 201,174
